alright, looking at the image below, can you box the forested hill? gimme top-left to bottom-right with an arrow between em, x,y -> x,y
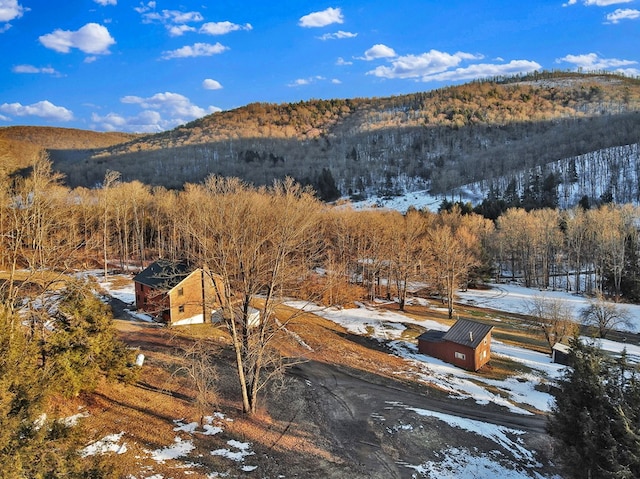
26,72 -> 640,201
0,126 -> 139,176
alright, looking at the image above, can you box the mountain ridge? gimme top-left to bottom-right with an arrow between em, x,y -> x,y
3,71 -> 640,204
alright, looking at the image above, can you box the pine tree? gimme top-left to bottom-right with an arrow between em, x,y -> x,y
46,280 -> 138,397
549,339 -> 640,478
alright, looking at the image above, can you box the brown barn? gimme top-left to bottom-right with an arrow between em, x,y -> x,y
133,260 -> 221,326
417,319 -> 493,371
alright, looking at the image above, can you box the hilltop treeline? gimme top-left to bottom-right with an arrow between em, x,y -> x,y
44,72 -> 640,200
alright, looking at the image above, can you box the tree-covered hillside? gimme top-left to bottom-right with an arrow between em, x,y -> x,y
11,71 -> 640,202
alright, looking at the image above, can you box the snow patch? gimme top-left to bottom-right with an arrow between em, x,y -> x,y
81,432 -> 127,457
148,437 -> 195,463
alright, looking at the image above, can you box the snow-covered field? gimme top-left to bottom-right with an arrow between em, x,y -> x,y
95,272 -> 640,478
458,282 -> 640,332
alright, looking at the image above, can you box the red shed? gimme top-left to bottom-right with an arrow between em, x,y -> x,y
417,319 -> 493,371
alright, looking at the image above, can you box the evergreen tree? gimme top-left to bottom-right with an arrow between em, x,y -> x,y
578,194 -> 591,210
46,280 -> 138,397
541,172 -> 559,209
314,168 -> 341,202
0,307 -> 121,478
549,339 -> 640,479
503,178 -> 520,208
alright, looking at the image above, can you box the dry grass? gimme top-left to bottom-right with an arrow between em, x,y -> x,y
69,317 -> 346,478
0,269 -> 69,287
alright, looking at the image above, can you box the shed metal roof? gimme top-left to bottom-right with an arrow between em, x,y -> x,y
416,330 -> 446,342
442,319 -> 493,348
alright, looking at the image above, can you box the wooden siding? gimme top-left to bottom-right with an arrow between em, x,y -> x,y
135,264 -> 222,325
417,320 -> 492,371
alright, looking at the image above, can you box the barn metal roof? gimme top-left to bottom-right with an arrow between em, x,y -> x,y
133,259 -> 193,291
442,319 -> 493,348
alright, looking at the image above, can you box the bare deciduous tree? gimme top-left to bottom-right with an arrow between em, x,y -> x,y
173,339 -> 219,425
526,295 -> 578,352
580,293 -> 632,339
388,209 -> 430,310
100,170 -> 121,279
426,223 -> 479,319
182,176 -> 322,414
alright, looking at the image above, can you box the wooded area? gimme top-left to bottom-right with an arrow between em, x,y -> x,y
6,154 -> 640,316
2,70 -> 640,475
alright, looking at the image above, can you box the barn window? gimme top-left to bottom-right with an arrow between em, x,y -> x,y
178,287 -> 184,296
455,351 -> 466,360
178,305 -> 185,313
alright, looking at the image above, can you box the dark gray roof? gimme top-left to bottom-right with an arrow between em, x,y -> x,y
416,330 -> 446,342
133,259 -> 193,290
442,319 -> 493,348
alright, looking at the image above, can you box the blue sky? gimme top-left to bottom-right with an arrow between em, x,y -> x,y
0,0 -> 638,133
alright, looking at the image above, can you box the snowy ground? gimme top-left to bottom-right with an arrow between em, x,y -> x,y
346,184 -> 485,213
457,282 -> 640,333
79,412 -> 258,477
287,298 -> 563,415
94,272 -> 624,478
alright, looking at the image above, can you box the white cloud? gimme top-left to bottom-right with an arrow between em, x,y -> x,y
12,64 -> 58,75
134,1 -> 155,14
141,9 -> 203,24
565,0 -> 633,5
584,0 -> 633,5
39,23 -> 115,54
0,100 -> 73,121
138,7 -> 204,36
616,67 -> 640,77
0,0 -> 27,23
289,78 -> 310,86
606,8 -> 640,22
200,21 -> 252,35
168,24 -> 196,36
557,52 -> 637,69
367,49 -> 482,79
318,30 -> 357,40
331,78 -> 341,84
336,57 -> 352,66
287,75 -> 326,87
419,59 -> 542,82
121,91 -> 219,118
94,0 -> 116,5
299,7 -> 344,28
91,110 -> 163,133
161,42 -> 228,59
93,92 -> 220,132
361,44 -> 397,61
202,78 -> 223,90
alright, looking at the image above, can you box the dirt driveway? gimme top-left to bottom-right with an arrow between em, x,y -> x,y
282,359 -> 553,478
